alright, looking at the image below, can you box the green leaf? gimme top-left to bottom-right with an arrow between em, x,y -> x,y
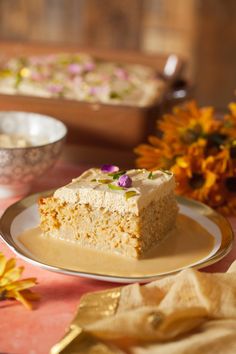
108,183 -> 124,191
125,191 -> 139,200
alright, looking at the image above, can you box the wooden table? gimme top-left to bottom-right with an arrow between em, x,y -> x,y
0,148 -> 235,354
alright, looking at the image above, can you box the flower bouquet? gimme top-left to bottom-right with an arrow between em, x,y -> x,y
135,101 -> 236,215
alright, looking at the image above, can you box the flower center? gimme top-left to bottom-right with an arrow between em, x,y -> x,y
230,146 -> 236,159
181,123 -> 204,144
225,177 -> 236,192
204,133 -> 228,156
189,173 -> 205,189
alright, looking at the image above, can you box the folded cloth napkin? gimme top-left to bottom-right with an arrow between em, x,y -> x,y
51,261 -> 236,354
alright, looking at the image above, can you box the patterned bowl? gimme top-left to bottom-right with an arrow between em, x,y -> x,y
0,111 -> 67,198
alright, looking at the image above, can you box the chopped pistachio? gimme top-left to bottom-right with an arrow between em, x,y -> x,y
125,190 -> 139,200
98,179 -> 112,184
148,171 -> 154,179
109,91 -> 121,99
160,169 -> 173,176
148,171 -> 162,180
108,183 -> 124,191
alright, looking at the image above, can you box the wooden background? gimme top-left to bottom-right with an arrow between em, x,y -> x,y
0,0 -> 235,110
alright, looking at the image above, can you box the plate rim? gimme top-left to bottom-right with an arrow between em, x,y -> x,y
0,190 -> 234,283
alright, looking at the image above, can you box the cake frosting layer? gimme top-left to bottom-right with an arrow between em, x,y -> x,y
53,168 -> 175,215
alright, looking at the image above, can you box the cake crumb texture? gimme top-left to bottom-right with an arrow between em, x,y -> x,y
39,191 -> 178,259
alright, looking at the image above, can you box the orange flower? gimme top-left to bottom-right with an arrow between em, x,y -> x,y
134,100 -> 236,215
175,168 -> 217,202
207,176 -> 236,215
221,103 -> 236,139
172,148 -> 217,202
159,101 -> 222,155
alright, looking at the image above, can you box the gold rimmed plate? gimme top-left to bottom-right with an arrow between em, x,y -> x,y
0,191 -> 234,283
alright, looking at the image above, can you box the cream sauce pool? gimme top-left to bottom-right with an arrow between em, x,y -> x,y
18,214 -> 215,277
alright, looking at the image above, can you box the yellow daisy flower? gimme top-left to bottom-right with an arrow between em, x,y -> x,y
0,252 -> 39,309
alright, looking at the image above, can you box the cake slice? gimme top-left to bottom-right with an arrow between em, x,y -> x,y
38,167 -> 178,258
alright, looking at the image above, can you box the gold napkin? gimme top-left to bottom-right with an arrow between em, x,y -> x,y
51,261 -> 236,354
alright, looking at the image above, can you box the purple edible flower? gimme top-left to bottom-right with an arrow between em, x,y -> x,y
73,76 -> 82,86
115,68 -> 129,80
84,62 -> 95,71
45,55 -> 57,64
101,164 -> 119,173
48,84 -> 63,94
31,72 -> 43,81
68,63 -> 82,75
118,174 -> 132,188
89,86 -> 99,95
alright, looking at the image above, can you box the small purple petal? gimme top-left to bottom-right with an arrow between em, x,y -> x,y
68,63 -> 82,75
73,76 -> 82,86
89,86 -> 99,95
48,84 -> 63,94
101,164 -> 119,173
31,72 -> 43,81
84,62 -> 95,71
115,68 -> 129,80
30,56 -> 49,65
45,55 -> 57,64
118,174 -> 132,188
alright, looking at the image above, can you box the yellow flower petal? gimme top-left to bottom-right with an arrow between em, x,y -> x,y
5,258 -> 16,272
205,171 -> 217,189
11,290 -> 33,310
0,265 -> 23,287
176,157 -> 188,168
0,253 -> 7,277
5,277 -> 37,292
21,289 -> 40,301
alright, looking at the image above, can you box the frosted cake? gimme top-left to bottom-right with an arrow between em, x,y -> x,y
38,166 -> 178,258
0,53 -> 164,107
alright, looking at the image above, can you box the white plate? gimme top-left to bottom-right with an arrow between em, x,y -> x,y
0,191 -> 234,283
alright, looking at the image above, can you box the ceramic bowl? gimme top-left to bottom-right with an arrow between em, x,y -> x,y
0,111 -> 67,198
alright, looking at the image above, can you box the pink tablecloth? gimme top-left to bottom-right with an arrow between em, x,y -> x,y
0,161 -> 235,354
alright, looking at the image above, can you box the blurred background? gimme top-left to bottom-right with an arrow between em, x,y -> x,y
0,0 -> 235,110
